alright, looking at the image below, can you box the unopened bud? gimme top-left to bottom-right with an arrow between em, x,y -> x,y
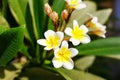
61,9 -> 68,20
20,56 -> 27,65
44,3 -> 52,15
49,11 -> 58,22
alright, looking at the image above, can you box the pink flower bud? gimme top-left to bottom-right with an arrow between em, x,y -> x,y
61,9 -> 68,20
44,3 -> 52,15
49,11 -> 58,22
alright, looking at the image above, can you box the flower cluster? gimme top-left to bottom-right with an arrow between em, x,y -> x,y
37,0 -> 106,70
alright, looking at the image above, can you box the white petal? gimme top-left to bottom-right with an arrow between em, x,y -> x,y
79,25 -> 88,33
76,3 -> 86,10
37,39 -> 46,46
69,48 -> 78,57
73,20 -> 79,28
56,31 -> 64,41
44,30 -> 55,39
61,40 -> 68,48
91,17 -> 98,23
52,57 -> 62,68
63,59 -> 74,70
80,35 -> 91,44
44,47 -> 52,50
78,0 -> 82,3
54,48 -> 60,58
70,38 -> 80,46
64,27 -> 72,36
101,34 -> 106,38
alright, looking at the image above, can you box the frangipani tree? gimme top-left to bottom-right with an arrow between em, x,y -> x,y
0,0 -> 120,80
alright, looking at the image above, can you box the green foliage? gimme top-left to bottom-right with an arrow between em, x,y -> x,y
93,9 -> 112,24
32,0 -> 45,39
52,0 -> 65,16
8,0 -> 26,25
16,67 -> 65,80
0,26 -> 24,66
57,68 -> 106,80
0,25 -> 8,35
75,56 -> 95,70
77,37 -> 120,55
0,13 -> 9,28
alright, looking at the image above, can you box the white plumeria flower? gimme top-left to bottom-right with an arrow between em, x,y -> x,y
87,17 -> 106,38
65,0 -> 86,10
37,30 -> 64,50
52,41 -> 78,70
65,20 -> 90,46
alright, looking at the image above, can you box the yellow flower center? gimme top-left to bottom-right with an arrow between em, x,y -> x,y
45,35 -> 60,49
69,0 -> 79,8
56,47 -> 71,62
71,26 -> 84,40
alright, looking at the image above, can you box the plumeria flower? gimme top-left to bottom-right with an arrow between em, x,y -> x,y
52,41 -> 78,70
87,17 -> 106,38
37,30 -> 64,50
65,0 -> 86,10
65,20 -> 90,46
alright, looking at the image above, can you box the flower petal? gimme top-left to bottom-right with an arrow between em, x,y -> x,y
76,2 -> 86,10
44,47 -> 52,50
79,25 -> 88,33
69,48 -> 78,57
52,57 -> 62,68
44,30 -> 55,39
54,48 -> 60,58
78,0 -> 82,3
64,27 -> 73,36
91,17 -> 98,23
70,38 -> 80,46
56,31 -> 64,41
80,35 -> 91,44
61,40 -> 68,48
37,39 -> 46,46
73,20 -> 79,28
63,59 -> 74,70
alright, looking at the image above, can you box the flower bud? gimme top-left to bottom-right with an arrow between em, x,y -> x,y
44,3 -> 52,15
61,9 -> 68,21
20,56 -> 27,65
49,11 -> 58,22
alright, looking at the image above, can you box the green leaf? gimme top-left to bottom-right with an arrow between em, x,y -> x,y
8,0 -> 32,41
29,0 -> 45,39
16,67 -> 65,80
75,56 -> 95,70
52,0 -> 65,16
0,13 -> 9,28
8,0 -> 27,25
20,44 -> 32,59
25,3 -> 36,46
104,55 -> 120,60
0,27 -> 24,66
66,1 -> 97,28
57,68 -> 106,80
0,25 -> 8,35
1,0 -> 8,17
93,9 -> 112,24
76,37 -> 120,55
